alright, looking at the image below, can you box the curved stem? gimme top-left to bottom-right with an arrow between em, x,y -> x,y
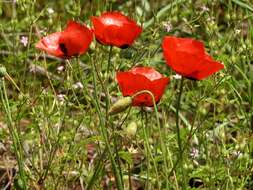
132,90 -> 168,189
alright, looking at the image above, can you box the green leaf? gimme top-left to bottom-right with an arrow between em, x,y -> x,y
118,151 -> 133,165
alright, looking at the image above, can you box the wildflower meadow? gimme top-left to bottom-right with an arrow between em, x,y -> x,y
0,0 -> 252,189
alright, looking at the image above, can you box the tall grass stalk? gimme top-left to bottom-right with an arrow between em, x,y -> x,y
133,90 -> 170,189
90,56 -> 124,190
0,78 -> 27,189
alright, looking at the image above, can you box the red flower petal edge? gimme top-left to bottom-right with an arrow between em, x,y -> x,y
91,12 -> 142,48
36,32 -> 64,57
116,67 -> 169,107
162,36 -> 224,80
36,20 -> 93,58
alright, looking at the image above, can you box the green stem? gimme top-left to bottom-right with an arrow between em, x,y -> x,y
39,104 -> 67,184
105,46 -> 113,117
5,73 -> 21,93
0,79 -> 27,189
133,90 -> 169,189
106,46 -> 113,77
90,58 -> 124,190
86,105 -> 132,190
175,77 -> 186,188
141,111 -> 151,189
106,45 -> 124,186
86,148 -> 107,190
176,78 -> 184,156
143,0 -> 187,29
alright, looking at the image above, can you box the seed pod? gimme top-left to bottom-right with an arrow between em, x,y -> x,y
14,177 -> 26,190
125,121 -> 137,138
109,97 -> 132,115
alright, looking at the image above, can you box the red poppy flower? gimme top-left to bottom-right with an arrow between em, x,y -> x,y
162,36 -> 224,80
36,20 -> 93,58
116,67 -> 169,107
91,12 -> 142,48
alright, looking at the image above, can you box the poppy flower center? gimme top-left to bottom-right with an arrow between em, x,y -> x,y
119,44 -> 129,49
185,76 -> 197,81
59,43 -> 68,55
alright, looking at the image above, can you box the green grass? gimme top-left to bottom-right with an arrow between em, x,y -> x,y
0,0 -> 253,189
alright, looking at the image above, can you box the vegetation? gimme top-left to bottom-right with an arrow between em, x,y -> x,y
0,0 -> 252,189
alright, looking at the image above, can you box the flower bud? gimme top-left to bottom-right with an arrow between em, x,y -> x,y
0,65 -> 7,78
124,121 -> 137,138
14,177 -> 26,190
109,97 -> 132,115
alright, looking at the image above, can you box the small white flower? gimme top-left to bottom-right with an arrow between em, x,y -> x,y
190,147 -> 199,159
232,150 -> 242,158
57,94 -> 65,102
207,17 -> 215,22
163,21 -> 173,32
57,65 -> 65,72
73,82 -> 84,89
47,7 -> 54,14
20,36 -> 28,47
172,74 -> 182,80
128,145 -> 138,154
201,5 -> 209,12
235,29 -> 241,34
41,88 -> 48,95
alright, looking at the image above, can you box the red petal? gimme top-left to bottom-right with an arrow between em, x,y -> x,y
116,68 -> 169,107
91,16 -> 106,44
163,36 -> 205,55
117,72 -> 154,106
151,77 -> 170,104
162,38 -> 202,76
129,67 -> 163,81
99,12 -> 128,26
101,23 -> 141,47
35,32 -> 64,57
117,22 -> 142,46
103,25 -> 123,46
59,20 -> 93,57
162,36 -> 224,80
163,49 -> 203,77
191,54 -> 224,80
91,11 -> 142,47
116,72 -> 150,96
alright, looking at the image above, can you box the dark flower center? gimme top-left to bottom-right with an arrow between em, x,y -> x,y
59,43 -> 68,56
120,44 -> 129,49
185,76 -> 197,81
95,38 -> 104,45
